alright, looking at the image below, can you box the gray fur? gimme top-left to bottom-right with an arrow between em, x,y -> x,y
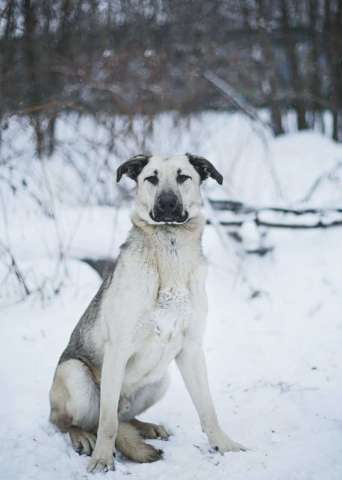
59,265 -> 115,371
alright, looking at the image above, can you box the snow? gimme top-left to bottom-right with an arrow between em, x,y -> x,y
270,131 -> 342,204
1,113 -> 342,479
1,225 -> 342,480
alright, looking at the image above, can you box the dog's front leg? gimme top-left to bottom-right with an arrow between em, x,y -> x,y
87,340 -> 129,473
176,340 -> 246,454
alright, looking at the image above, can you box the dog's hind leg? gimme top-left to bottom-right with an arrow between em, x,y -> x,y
115,375 -> 170,462
49,359 -> 100,456
116,422 -> 163,463
123,374 -> 170,441
50,360 -> 164,463
69,427 -> 97,456
130,418 -> 169,440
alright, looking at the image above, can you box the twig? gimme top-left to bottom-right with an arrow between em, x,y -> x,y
203,70 -> 285,200
203,71 -> 272,129
209,199 -> 342,215
4,100 -> 76,120
298,161 -> 342,203
0,240 -> 31,296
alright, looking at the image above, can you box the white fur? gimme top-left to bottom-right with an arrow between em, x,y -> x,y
51,154 -> 244,473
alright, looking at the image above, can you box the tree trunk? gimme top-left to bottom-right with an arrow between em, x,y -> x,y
280,0 -> 308,130
245,0 -> 284,135
324,0 -> 342,141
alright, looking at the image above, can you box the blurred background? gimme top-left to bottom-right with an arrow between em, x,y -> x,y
1,0 -> 342,136
1,3 -> 342,480
1,0 -> 341,301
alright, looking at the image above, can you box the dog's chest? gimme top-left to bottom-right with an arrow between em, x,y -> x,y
144,288 -> 191,351
124,288 -> 192,390
148,237 -> 195,345
123,232 -> 199,389
152,288 -> 191,340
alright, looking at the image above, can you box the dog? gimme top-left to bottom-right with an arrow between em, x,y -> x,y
49,153 -> 245,473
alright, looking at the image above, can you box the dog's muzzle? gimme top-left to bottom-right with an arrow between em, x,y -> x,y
151,191 -> 188,223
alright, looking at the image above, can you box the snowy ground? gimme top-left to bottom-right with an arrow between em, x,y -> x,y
1,114 -> 342,479
1,216 -> 342,480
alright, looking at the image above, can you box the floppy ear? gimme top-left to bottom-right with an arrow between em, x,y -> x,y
116,154 -> 150,182
186,153 -> 223,185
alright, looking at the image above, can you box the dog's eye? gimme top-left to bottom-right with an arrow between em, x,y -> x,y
177,174 -> 191,184
144,175 -> 158,185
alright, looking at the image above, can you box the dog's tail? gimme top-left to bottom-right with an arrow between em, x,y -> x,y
116,422 -> 163,463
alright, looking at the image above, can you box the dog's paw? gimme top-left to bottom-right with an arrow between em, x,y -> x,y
134,443 -> 164,463
149,424 -> 170,441
208,429 -> 247,454
69,428 -> 96,456
87,452 -> 115,473
134,420 -> 170,440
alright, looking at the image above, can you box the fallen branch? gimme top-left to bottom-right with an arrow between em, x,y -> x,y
207,198 -> 342,229
209,199 -> 342,215
208,218 -> 342,229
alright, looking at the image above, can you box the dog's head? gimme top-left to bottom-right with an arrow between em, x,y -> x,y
117,153 -> 223,225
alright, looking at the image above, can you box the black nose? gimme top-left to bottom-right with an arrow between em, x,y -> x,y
157,191 -> 178,214
152,190 -> 187,223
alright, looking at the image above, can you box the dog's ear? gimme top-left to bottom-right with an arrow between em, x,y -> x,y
186,153 -> 223,185
116,154 -> 150,182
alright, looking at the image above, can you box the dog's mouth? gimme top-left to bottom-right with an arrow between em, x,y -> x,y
150,211 -> 189,224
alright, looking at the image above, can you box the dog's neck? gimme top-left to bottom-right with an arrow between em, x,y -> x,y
131,212 -> 205,290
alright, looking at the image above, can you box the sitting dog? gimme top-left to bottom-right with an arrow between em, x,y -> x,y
49,153 -> 245,473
